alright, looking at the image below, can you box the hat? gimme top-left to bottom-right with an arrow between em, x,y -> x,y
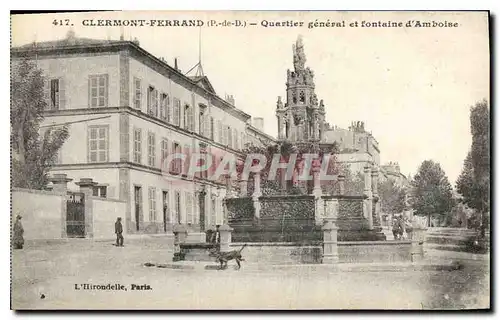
16,215 -> 22,220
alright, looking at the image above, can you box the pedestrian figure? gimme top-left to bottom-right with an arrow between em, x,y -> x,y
392,215 -> 404,240
13,215 -> 24,249
115,217 -> 124,247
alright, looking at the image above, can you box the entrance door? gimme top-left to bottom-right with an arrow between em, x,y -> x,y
66,192 -> 85,238
163,191 -> 169,232
199,191 -> 206,232
134,186 -> 142,231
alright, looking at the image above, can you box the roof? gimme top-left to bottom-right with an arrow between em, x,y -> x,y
12,32 -> 252,121
20,37 -> 121,49
188,76 -> 217,95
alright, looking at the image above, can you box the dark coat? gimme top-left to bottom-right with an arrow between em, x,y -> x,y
115,221 -> 123,234
13,220 -> 24,246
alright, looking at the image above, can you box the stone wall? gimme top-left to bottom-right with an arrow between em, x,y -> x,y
338,241 -> 413,263
92,197 -> 127,239
230,242 -> 322,265
227,195 -> 321,243
12,188 -> 65,240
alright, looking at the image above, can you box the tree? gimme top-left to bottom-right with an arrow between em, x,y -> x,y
410,160 -> 454,227
456,151 -> 479,209
11,58 -> 69,189
456,100 -> 490,235
379,178 -> 406,216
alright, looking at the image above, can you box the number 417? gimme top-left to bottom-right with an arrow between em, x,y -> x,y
53,19 -> 71,26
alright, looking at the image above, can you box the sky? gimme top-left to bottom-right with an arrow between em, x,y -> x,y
11,11 -> 490,185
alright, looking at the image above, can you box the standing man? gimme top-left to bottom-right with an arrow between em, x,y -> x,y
115,217 -> 124,247
13,215 -> 24,249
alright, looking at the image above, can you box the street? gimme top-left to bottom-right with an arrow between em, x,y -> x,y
11,238 -> 490,310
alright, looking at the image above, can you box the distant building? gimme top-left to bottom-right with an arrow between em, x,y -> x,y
380,162 -> 409,188
323,122 -> 380,174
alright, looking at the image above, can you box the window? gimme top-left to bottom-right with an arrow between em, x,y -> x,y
89,74 -> 108,108
186,192 -> 193,224
163,191 -> 170,224
172,142 -> 182,174
183,144 -> 191,175
88,126 -> 108,163
147,132 -> 156,167
210,117 -> 215,140
225,126 -> 230,146
227,127 -> 233,147
233,129 -> 239,149
147,86 -> 158,117
133,128 -> 142,164
199,144 -> 208,179
199,105 -> 207,136
161,138 -> 168,169
217,120 -> 223,143
166,95 -> 172,123
92,186 -> 107,198
175,191 -> 181,223
184,104 -> 194,131
173,98 -> 181,126
50,79 -> 60,110
160,93 -> 168,121
133,78 -> 141,109
211,197 -> 216,226
241,132 -> 245,149
299,90 -> 305,103
148,187 -> 157,222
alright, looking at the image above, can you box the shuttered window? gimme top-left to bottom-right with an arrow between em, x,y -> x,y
147,132 -> 156,167
89,74 -> 108,108
186,192 -> 194,224
133,78 -> 141,110
147,86 -> 159,117
133,128 -> 142,164
148,187 -> 157,222
88,126 -> 109,163
173,98 -> 181,126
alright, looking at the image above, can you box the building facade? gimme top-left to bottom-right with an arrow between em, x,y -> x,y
12,31 -> 271,238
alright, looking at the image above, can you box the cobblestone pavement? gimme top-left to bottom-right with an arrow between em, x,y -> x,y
11,238 -> 490,310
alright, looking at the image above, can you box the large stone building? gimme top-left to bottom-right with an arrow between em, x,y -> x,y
11,30 -> 272,239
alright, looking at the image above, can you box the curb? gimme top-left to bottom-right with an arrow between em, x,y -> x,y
141,261 -> 465,273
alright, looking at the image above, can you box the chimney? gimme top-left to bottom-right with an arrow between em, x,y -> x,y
174,58 -> 179,70
253,117 -> 264,131
225,94 -> 235,106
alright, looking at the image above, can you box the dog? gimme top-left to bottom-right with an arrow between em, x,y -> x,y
211,244 -> 247,270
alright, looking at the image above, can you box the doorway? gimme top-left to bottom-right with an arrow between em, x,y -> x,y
199,191 -> 206,232
134,186 -> 142,231
66,192 -> 85,238
163,191 -> 169,232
